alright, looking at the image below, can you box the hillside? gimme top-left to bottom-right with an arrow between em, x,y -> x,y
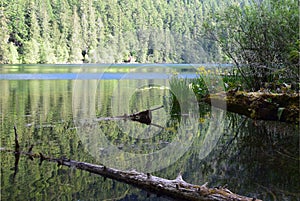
0,0 -> 248,64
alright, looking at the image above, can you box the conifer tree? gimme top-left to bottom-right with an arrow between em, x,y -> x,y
38,0 -> 56,63
53,21 -> 69,63
54,0 -> 71,63
0,0 -> 258,64
0,7 -> 11,63
7,0 -> 28,60
69,6 -> 83,63
8,42 -> 20,64
22,1 -> 40,63
86,0 -> 97,60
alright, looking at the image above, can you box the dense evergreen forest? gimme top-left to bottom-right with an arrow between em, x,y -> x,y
0,0 -> 298,66
0,0 -> 251,64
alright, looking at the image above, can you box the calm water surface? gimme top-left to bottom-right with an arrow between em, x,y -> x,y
0,64 -> 299,201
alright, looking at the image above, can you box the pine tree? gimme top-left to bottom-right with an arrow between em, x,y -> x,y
38,0 -> 56,63
6,0 -> 28,60
54,0 -> 71,63
87,0 -> 97,55
69,6 -> 83,63
22,1 -> 40,64
0,6 -> 11,63
52,21 -> 69,63
0,0 -> 254,64
8,42 -> 20,63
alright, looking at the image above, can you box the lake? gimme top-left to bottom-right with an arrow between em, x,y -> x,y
1,64 -> 299,201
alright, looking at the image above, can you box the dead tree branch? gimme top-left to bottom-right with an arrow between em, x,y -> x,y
1,127 -> 262,201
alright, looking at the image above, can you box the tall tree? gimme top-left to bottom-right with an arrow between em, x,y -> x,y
52,0 -> 71,63
52,20 -> 69,63
69,6 -> 83,63
6,0 -> 28,60
22,0 -> 40,63
0,6 -> 11,63
38,0 -> 56,63
1,0 -> 256,64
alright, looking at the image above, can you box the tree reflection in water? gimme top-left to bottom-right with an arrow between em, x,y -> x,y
184,113 -> 299,201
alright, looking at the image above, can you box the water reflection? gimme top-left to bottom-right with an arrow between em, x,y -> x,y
72,77 -> 202,173
173,114 -> 300,201
1,65 -> 299,201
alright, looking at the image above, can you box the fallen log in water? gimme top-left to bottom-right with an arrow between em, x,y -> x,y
1,127 -> 262,201
206,91 -> 299,123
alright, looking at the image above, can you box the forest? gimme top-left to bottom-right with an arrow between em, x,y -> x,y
1,0 -> 250,64
1,0 -> 298,77
1,0 -> 299,200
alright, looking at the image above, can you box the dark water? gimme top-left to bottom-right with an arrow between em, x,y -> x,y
0,64 -> 299,201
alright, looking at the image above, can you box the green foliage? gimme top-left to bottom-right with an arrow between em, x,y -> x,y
288,39 -> 300,64
204,0 -> 299,90
22,39 -> 40,63
4,0 -> 296,69
0,0 -> 230,64
0,7 -> 10,64
169,77 -> 194,114
8,42 -> 20,63
221,68 -> 245,91
68,7 -> 83,63
191,77 -> 209,98
39,40 -> 57,63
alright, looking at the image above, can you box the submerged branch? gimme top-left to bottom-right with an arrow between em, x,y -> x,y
95,105 -> 164,128
13,125 -> 20,152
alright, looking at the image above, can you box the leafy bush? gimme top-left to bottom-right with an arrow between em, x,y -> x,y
204,0 -> 299,91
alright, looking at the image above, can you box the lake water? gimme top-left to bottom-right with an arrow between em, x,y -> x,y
1,64 -> 299,201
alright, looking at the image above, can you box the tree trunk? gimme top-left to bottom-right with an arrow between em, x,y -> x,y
206,91 -> 299,124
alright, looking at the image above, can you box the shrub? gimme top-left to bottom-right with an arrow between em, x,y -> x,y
204,0 -> 299,90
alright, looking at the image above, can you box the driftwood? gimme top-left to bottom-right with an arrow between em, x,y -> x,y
206,91 -> 299,123
1,126 -> 262,201
95,105 -> 164,128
